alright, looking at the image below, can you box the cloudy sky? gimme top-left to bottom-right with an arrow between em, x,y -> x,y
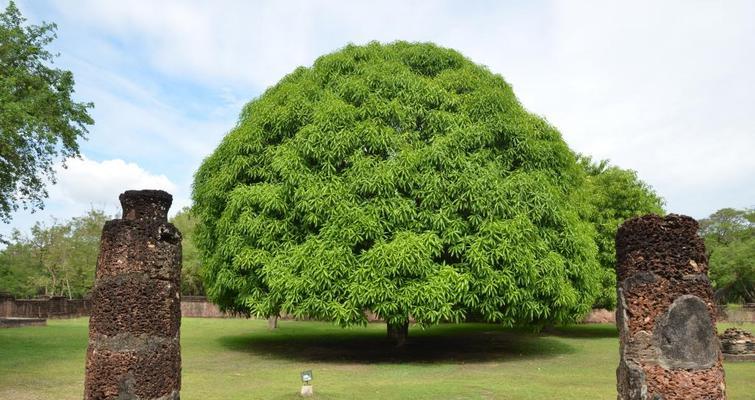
3,0 -> 754,236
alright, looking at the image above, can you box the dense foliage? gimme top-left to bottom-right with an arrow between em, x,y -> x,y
171,207 -> 204,296
699,208 -> 754,303
578,156 -> 664,309
193,42 -> 601,338
0,1 -> 93,226
0,210 -> 107,298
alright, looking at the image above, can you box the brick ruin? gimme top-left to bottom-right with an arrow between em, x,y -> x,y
615,214 -> 726,400
84,190 -> 182,400
719,327 -> 755,362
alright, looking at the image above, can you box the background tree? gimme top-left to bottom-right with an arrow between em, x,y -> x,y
0,207 -> 204,298
0,1 -> 93,229
699,208 -> 754,303
193,41 -> 600,344
578,156 -> 664,309
0,209 -> 107,298
170,207 -> 204,296
0,228 -> 40,297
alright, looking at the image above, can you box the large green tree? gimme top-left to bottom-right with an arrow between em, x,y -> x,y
0,1 -> 93,226
193,42 -> 600,344
578,156 -> 664,309
699,208 -> 754,303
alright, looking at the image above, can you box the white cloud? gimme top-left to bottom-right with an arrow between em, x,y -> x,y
0,157 -> 185,238
523,1 -> 755,217
49,156 -> 178,210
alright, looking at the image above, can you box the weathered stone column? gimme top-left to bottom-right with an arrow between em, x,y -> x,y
615,214 -> 725,400
85,190 -> 182,400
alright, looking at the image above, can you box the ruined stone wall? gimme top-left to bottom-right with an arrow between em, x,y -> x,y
1,293 -> 252,319
0,293 -> 15,317
84,190 -> 182,400
15,298 -> 52,318
180,296 -> 228,318
721,306 -> 755,323
0,296 -> 91,319
720,328 -> 755,362
615,214 -> 725,400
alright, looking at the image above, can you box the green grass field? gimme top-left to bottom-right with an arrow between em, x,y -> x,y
0,318 -> 753,399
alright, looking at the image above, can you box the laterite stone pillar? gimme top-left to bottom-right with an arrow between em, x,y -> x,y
615,214 -> 725,400
85,190 -> 182,400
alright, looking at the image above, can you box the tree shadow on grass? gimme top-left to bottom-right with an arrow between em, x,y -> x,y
546,323 -> 619,339
218,323 -> 577,364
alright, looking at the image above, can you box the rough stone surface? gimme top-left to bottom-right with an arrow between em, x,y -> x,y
655,295 -> 719,369
88,276 -> 180,337
85,190 -> 182,400
615,214 -> 725,400
616,359 -> 647,400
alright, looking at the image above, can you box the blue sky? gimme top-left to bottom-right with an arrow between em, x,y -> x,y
3,0 -> 754,236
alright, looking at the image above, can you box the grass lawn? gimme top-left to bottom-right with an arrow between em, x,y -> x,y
0,318 -> 753,399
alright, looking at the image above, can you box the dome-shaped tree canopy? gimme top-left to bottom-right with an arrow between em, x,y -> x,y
193,41 -> 599,339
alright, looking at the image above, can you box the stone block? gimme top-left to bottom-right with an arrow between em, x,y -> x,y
85,190 -> 182,400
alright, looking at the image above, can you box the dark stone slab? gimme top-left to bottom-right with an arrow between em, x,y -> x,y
616,359 -> 647,400
654,295 -> 718,369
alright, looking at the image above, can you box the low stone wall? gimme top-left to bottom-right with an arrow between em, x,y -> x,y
0,294 -> 91,319
3,294 -> 234,319
722,307 -> 755,323
4,291 -> 754,324
181,296 -> 230,318
0,294 -> 13,317
2,294 -> 232,319
581,305 -> 755,324
581,309 -> 616,324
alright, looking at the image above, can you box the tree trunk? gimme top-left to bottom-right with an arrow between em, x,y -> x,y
49,267 -> 58,297
387,319 -> 409,346
64,277 -> 73,299
267,315 -> 278,330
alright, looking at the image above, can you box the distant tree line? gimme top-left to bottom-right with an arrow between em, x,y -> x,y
0,208 -> 203,298
0,210 -> 106,298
